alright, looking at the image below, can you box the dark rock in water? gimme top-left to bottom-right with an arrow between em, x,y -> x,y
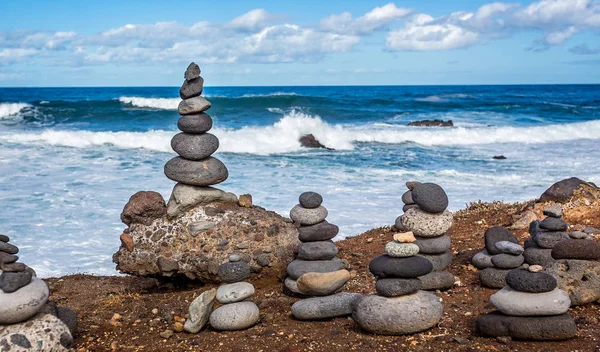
0,241 -> 19,255
506,268 -> 557,293
218,261 -> 251,283
0,235 -> 8,242
534,231 -> 570,249
401,191 -> 413,205
492,155 -> 507,160
491,253 -> 524,269
298,221 -> 339,242
299,192 -> 323,209
171,133 -> 219,161
479,267 -> 510,288
57,307 -> 78,335
552,239 -> 600,260
299,134 -> 332,149
287,258 -> 343,280
403,204 -> 419,212
484,226 -> 518,255
369,255 -> 433,278
164,157 -> 229,186
476,311 -> 576,340
407,119 -> 453,127
523,245 -> 554,266
120,191 -> 166,226
296,241 -> 338,261
184,62 -> 201,81
539,177 -> 591,203
0,271 -> 32,293
419,270 -> 455,290
180,76 -> 204,99
178,113 -> 213,134
539,217 -> 568,231
375,278 -> 421,297
411,183 -> 448,213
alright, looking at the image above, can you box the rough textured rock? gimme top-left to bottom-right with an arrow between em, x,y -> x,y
56,307 -> 78,335
166,183 -> 237,218
298,221 -> 339,242
164,157 -> 228,187
509,210 -> 539,230
0,278 -> 49,324
490,286 -> 570,316
477,312 -> 577,340
184,62 -> 201,80
418,271 -> 455,290
418,251 -> 452,271
299,134 -> 330,149
400,209 -> 453,237
180,76 -> 204,99
407,119 -> 453,127
375,278 -> 421,297
297,241 -> 338,261
114,201 -> 300,283
209,301 -> 259,330
296,270 -> 350,296
216,282 -> 255,304
289,205 -> 328,226
291,292 -> 361,320
551,239 -> 600,260
218,261 -> 251,284
523,245 -> 555,266
539,217 -> 569,231
352,291 -> 443,335
385,242 -> 420,257
178,96 -> 211,115
299,192 -> 323,209
369,255 -> 433,278
544,204 -> 563,218
534,231 -> 570,249
120,191 -> 167,226
287,258 -> 344,280
0,313 -> 73,351
393,232 -> 416,243
170,133 -> 219,161
178,113 -> 213,134
414,235 -> 451,254
506,268 -> 557,293
491,253 -> 525,269
411,183 -> 449,213
471,250 -> 494,269
184,288 -> 216,333
479,268 -> 510,288
484,226 -> 518,255
539,177 -> 591,203
545,259 -> 600,306
238,194 -> 253,208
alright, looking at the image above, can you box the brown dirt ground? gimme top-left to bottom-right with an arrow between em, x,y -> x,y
46,200 -> 600,352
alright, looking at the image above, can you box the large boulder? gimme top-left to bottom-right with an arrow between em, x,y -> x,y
113,200 -> 300,283
545,259 -> 600,306
539,177 -> 596,203
120,191 -> 167,226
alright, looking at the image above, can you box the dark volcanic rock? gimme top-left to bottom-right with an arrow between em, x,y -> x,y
120,191 -> 167,226
170,133 -> 219,161
492,155 -> 507,160
57,307 -> 78,335
490,253 -> 524,269
401,191 -> 413,205
180,76 -> 204,99
545,259 -> 600,305
407,119 -> 453,127
299,192 -> 323,209
298,221 -> 339,242
184,62 -> 201,81
523,245 -> 555,266
218,261 -> 251,283
287,258 -> 343,280
411,183 -> 448,213
0,271 -> 32,293
177,113 -> 213,134
477,311 -> 576,340
296,241 -> 338,261
539,217 -> 568,231
164,156 -> 228,186
484,226 -> 518,255
506,268 -> 557,293
369,255 -> 433,278
299,134 -> 331,149
479,267 -> 510,288
552,239 -> 600,260
539,177 -> 590,203
375,278 -> 421,297
534,231 -> 570,249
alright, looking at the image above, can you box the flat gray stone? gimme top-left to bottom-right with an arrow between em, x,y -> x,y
209,301 -> 259,330
414,235 -> 451,254
287,258 -> 343,280
178,96 -> 211,115
477,312 -> 576,340
534,232 -> 570,249
292,292 -> 361,320
491,253 -> 525,269
0,278 -> 49,324
216,282 -> 255,304
184,288 -> 216,333
369,255 -> 433,278
0,271 -> 32,293
164,157 -> 228,187
385,242 -> 419,258
400,209 -> 453,237
490,286 -> 570,316
472,250 -> 494,269
0,241 -> 18,255
479,267 -> 510,288
298,221 -> 339,242
177,113 -> 213,134
523,245 -> 555,266
166,183 -> 237,218
180,76 -> 204,99
218,261 -> 251,283
543,205 -> 563,218
289,205 -> 328,226
375,278 -> 421,297
170,133 -> 219,160
495,241 -> 524,255
418,251 -> 452,272
297,241 -> 338,260
0,252 -> 18,264
539,217 -> 568,231
418,270 -> 455,291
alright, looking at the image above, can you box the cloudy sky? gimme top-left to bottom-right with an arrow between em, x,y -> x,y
1,0 -> 599,86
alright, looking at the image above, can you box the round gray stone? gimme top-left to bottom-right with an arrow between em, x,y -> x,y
479,267 -> 510,288
534,232 -> 570,249
400,209 -> 453,237
178,96 -> 211,115
472,250 -> 494,269
297,241 -> 338,261
0,235 -> 8,242
179,76 -> 204,99
216,282 -> 255,304
170,133 -> 219,161
287,258 -> 343,280
209,301 -> 259,331
418,251 -> 452,272
403,204 -> 419,213
375,278 -> 421,297
291,292 -> 361,320
299,192 -> 323,209
0,278 -> 49,324
414,235 -> 451,254
164,156 -> 228,186
401,191 -> 414,205
411,183 -> 449,213
490,286 -> 570,316
484,226 -> 518,255
0,241 -> 18,255
298,221 -> 339,242
477,312 -> 576,340
523,246 -> 555,266
284,277 -> 302,294
289,205 -> 328,226
177,113 -> 213,134
217,261 -> 251,283
490,253 -> 524,269
495,241 -> 524,255
418,270 -> 455,291
539,217 -> 568,231
385,242 -> 420,258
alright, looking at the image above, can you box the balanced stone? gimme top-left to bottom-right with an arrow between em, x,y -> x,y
180,76 -> 204,99
375,278 -> 421,297
419,271 -> 455,290
178,96 -> 211,115
164,157 -> 228,186
403,204 -> 419,212
385,242 -> 419,258
406,181 -> 421,190
0,235 -> 8,242
352,291 -> 443,335
471,250 -> 494,269
0,271 -> 32,293
0,252 -> 18,264
369,255 -> 433,278
177,113 -> 213,134
490,286 -> 570,316
393,231 -> 416,243
296,270 -> 350,296
209,301 -> 259,330
298,221 -> 339,242
216,282 -> 255,304
401,191 -> 413,205
414,235 -> 451,254
289,205 -> 328,226
418,251 -> 452,272
1,262 -> 26,272
184,288 -> 216,333
523,245 -> 555,266
484,226 -> 518,255
411,183 -> 449,213
505,268 -> 557,293
184,62 -> 200,80
400,209 -> 453,237
535,232 -> 570,249
284,277 -> 302,295
490,253 -> 524,269
0,241 -> 18,255
539,217 -> 569,231
296,241 -> 338,261
569,231 -> 589,239
479,267 -> 510,288
551,239 -> 600,260
218,261 -> 251,283
495,241 -> 524,255
299,192 -> 323,209
166,183 -> 237,218
524,237 -> 536,248
477,312 -> 576,340
170,133 -> 219,161
287,258 -> 343,280
0,278 -> 49,324
543,205 -> 563,218
291,292 -> 361,320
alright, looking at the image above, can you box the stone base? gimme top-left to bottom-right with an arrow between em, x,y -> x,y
291,292 -> 361,320
0,313 -> 73,351
476,311 -> 576,340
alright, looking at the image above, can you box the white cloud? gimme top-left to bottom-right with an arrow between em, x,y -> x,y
569,43 -> 600,54
0,48 -> 38,65
320,3 -> 411,35
544,26 -> 578,44
228,9 -> 281,32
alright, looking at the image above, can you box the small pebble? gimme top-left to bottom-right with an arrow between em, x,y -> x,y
393,231 -> 416,243
160,329 -> 174,339
173,322 -> 184,332
528,265 -> 543,273
229,254 -> 240,262
152,308 -> 159,315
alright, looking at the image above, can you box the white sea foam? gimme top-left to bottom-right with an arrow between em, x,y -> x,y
415,93 -> 470,102
0,102 -> 30,119
118,96 -> 179,110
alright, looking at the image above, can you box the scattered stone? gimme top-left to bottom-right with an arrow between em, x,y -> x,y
0,313 -> 73,351
491,253 -> 525,269
484,226 -> 518,255
505,268 -> 557,293
298,221 -> 339,242
238,194 -> 253,208
375,278 -> 421,297
297,241 -> 338,261
218,261 -> 251,283
296,270 -> 350,296
184,289 -> 216,333
393,231 -> 416,243
164,157 -> 229,187
159,330 -> 174,339
299,192 -> 323,209
291,292 -> 361,320
0,278 -> 49,324
477,312 -> 577,340
411,183 -> 449,213
369,255 -> 433,278
418,271 -> 455,290
569,231 -> 589,239
400,209 -> 453,237
413,235 -> 451,254
385,242 -> 420,258
177,113 -> 213,134
543,204 -> 563,218
287,258 -> 343,280
289,205 -> 328,226
551,239 -> 600,260
472,250 -> 494,269
539,217 -> 569,231
216,282 -> 255,304
479,268 -> 510,288
495,241 -> 524,255
490,286 -> 570,316
228,254 -> 240,262
529,265 -> 543,272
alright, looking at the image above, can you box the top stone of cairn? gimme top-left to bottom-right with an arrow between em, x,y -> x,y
184,62 -> 201,81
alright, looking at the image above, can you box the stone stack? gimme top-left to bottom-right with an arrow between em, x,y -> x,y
286,192 -> 361,320
472,226 -> 524,288
352,236 -> 443,335
476,265 -> 576,340
397,182 -> 455,290
164,62 -> 228,204
523,205 -> 572,267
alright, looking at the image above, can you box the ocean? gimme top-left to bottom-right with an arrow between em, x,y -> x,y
0,85 -> 599,277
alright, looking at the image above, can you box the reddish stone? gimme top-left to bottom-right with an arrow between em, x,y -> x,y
120,191 -> 167,226
119,233 -> 134,252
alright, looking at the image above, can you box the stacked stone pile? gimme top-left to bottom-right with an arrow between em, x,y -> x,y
352,234 -> 443,335
477,265 -> 576,340
397,182 -> 455,290
473,226 -> 524,288
523,205 -> 573,267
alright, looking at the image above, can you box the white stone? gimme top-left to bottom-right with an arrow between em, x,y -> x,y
0,278 -> 49,324
490,287 -> 571,316
216,282 -> 255,304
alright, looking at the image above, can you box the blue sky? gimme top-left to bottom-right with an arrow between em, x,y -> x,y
1,0 -> 599,86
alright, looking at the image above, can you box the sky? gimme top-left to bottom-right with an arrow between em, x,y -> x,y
1,0 -> 599,86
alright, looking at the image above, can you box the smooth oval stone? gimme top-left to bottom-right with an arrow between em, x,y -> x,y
418,251 -> 452,272
484,226 -> 518,255
0,242 -> 18,255
539,217 -> 568,231
216,282 -> 255,304
414,235 -> 451,254
217,261 -> 251,283
375,278 -> 421,297
490,286 -> 571,316
543,205 -> 563,218
171,133 -> 219,160
298,221 -> 339,242
0,271 -> 32,293
385,242 -> 420,258
299,192 -> 323,209
289,205 -> 328,226
479,267 -> 510,288
406,181 -> 421,190
209,301 -> 259,331
296,270 -> 350,296
534,232 -> 570,249
523,246 -> 555,266
0,252 -> 18,264
491,253 -> 525,269
178,96 -> 211,115
0,278 -> 49,324
184,62 -> 200,80
297,241 -> 338,261
477,312 -> 577,340
411,183 -> 449,213
569,231 -> 589,239
418,270 -> 455,291
401,191 -> 413,205
287,258 -> 343,280
506,268 -> 557,293
495,240 -> 524,255
403,204 -> 419,213
394,215 -> 406,231
551,239 -> 600,260
471,250 -> 494,269
369,255 -> 433,278
284,277 -> 302,294
179,76 -> 204,99
177,113 -> 213,134
352,291 -> 443,335
292,292 -> 361,320
400,209 -> 453,237
0,235 -> 8,242
164,157 -> 228,186
1,262 -> 26,272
